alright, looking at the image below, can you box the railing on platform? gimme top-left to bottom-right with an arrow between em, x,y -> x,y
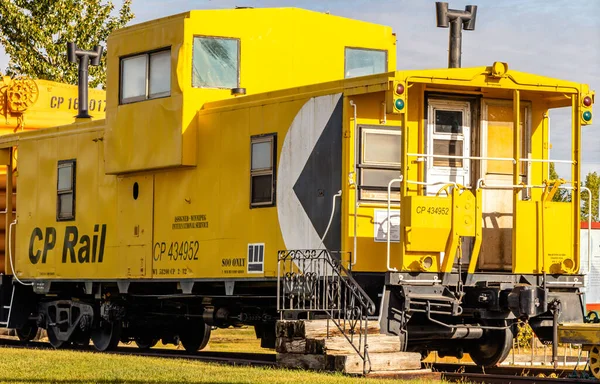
277,249 -> 376,374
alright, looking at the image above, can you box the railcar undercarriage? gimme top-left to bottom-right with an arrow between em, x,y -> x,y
379,271 -> 585,366
0,266 -> 588,368
0,278 -> 280,352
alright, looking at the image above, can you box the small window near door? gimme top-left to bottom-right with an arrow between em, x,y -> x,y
435,110 -> 463,134
359,125 -> 401,201
57,160 -> 76,221
432,109 -> 465,168
344,48 -> 387,78
250,134 -> 276,207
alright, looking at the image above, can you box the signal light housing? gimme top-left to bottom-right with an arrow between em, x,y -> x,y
386,80 -> 407,114
581,93 -> 594,125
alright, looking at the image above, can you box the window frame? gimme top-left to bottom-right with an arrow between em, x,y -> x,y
357,124 -> 402,202
191,35 -> 241,90
428,102 -> 469,170
119,47 -> 171,105
250,133 -> 277,208
56,159 -> 76,221
344,47 -> 388,79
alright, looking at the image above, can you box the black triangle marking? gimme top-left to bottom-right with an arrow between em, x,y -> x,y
292,96 -> 343,251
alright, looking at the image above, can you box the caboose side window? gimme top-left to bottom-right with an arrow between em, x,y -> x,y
120,49 -> 171,104
192,36 -> 240,89
57,160 -> 76,221
359,125 -> 401,201
344,48 -> 387,78
250,134 -> 276,207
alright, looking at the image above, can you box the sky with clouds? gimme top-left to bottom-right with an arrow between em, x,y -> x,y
0,0 -> 598,178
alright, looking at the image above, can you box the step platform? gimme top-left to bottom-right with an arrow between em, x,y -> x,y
275,319 -> 422,375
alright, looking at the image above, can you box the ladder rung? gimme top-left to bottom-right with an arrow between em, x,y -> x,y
0,322 -> 7,326
2,306 -> 10,309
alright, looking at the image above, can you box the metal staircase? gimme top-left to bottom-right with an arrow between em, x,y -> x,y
277,249 -> 376,374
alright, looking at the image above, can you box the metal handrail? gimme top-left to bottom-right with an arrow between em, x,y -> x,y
407,152 -> 516,164
386,177 -> 403,272
277,249 -> 375,374
407,152 -> 575,165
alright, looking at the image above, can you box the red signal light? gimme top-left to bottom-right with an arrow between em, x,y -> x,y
583,96 -> 592,107
396,84 -> 405,95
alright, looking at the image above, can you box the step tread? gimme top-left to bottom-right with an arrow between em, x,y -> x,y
276,319 -> 382,339
276,351 -> 422,374
338,352 -> 422,374
276,334 -> 401,354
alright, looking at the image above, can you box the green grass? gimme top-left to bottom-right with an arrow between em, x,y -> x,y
119,326 -> 271,354
204,327 -> 271,353
0,346 -> 442,384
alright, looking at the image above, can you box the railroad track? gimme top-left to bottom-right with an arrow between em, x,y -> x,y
0,337 -> 276,366
442,372 -> 597,383
2,337 -> 597,382
434,363 -> 597,384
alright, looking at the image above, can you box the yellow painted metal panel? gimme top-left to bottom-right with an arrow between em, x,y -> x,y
558,323 -> 600,345
514,200 -> 574,274
117,175 -> 153,277
8,49 -> 594,281
13,123 -> 121,279
105,8 -> 396,174
403,196 -> 451,252
0,78 -> 105,133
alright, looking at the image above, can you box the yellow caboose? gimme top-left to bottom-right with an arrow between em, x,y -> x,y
0,5 -> 595,370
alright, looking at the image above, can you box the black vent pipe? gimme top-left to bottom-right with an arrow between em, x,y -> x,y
67,43 -> 103,119
435,2 -> 477,68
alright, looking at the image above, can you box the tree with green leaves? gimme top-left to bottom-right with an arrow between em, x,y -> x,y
581,171 -> 599,222
548,162 -> 570,202
0,0 -> 134,88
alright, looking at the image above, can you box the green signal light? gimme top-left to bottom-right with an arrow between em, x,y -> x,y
583,111 -> 592,122
395,99 -> 405,110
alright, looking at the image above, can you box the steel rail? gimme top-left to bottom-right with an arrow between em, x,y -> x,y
442,372 -> 595,384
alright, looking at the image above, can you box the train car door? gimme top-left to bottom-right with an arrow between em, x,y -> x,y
117,175 -> 154,277
478,100 -> 530,270
425,99 -> 472,267
425,99 -> 471,194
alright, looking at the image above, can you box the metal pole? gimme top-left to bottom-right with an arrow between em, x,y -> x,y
449,18 -> 462,68
435,2 -> 477,68
78,55 -> 90,118
67,42 -> 103,119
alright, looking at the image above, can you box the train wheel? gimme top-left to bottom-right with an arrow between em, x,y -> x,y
590,345 -> 600,380
47,327 -> 69,349
92,321 -> 122,352
468,321 -> 513,367
16,323 -> 38,342
135,337 -> 158,350
179,320 -> 211,353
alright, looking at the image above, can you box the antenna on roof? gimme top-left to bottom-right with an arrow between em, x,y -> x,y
67,42 -> 103,119
435,2 -> 477,68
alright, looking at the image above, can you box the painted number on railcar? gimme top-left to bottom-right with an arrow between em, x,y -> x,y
28,224 -> 107,264
415,206 -> 449,215
50,97 -> 106,112
152,241 -> 199,262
